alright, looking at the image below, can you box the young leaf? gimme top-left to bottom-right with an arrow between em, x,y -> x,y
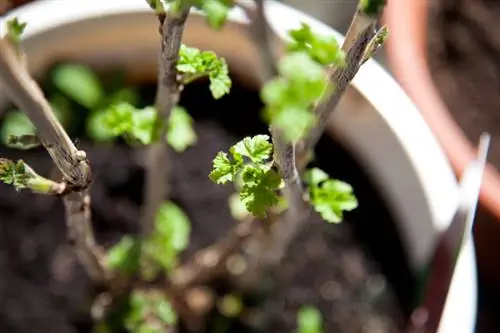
6,18 -> 27,47
125,290 -> 177,333
210,135 -> 283,218
305,167 -> 358,223
297,306 -> 323,333
240,166 -> 281,218
102,102 -> 135,136
288,23 -> 345,66
0,158 -> 62,194
231,135 -> 273,163
52,63 -> 104,109
130,107 -> 157,145
143,202 -> 191,272
202,0 -> 230,29
0,158 -> 29,190
209,151 -> 242,184
106,235 -> 141,275
0,111 -> 36,148
177,44 -> 231,99
261,52 -> 331,142
166,105 -> 197,152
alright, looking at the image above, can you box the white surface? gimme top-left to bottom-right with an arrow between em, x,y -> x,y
0,1 -> 476,332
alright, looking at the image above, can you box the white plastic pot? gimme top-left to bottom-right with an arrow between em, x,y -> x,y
0,1 -> 476,332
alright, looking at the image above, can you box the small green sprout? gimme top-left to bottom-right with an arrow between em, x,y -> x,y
177,44 -> 231,99
106,235 -> 141,276
261,52 -> 332,142
159,0 -> 232,28
125,290 -> 177,333
107,201 -> 190,280
305,168 -> 358,223
209,135 -> 283,218
6,17 -> 26,47
97,102 -> 196,151
0,158 -> 63,194
297,306 -> 323,333
144,201 -> 191,272
288,23 -> 345,66
52,63 -> 105,109
167,106 -> 197,152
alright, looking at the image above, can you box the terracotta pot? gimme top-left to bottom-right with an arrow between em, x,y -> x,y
384,0 -> 500,291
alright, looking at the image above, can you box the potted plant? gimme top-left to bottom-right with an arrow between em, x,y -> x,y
0,0 -> 476,332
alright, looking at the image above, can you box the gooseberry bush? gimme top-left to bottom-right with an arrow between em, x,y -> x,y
0,0 -> 387,331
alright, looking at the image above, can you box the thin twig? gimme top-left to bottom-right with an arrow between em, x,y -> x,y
0,38 -> 91,187
141,8 -> 190,235
298,4 -> 382,162
63,190 -> 108,284
0,38 -> 107,283
233,0 -> 310,286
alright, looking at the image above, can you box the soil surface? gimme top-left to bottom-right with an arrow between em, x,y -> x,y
0,78 -> 411,333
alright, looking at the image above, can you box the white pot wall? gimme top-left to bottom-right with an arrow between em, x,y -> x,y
0,1 -> 476,332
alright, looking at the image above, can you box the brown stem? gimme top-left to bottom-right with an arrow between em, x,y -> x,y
141,9 -> 190,235
0,38 -> 91,187
63,190 -> 108,284
0,38 -> 106,283
299,4 -> 381,159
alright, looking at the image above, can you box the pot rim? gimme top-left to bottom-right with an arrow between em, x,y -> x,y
1,1 -> 476,332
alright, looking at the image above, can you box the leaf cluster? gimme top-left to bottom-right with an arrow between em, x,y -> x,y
124,289 -> 177,333
177,44 -> 231,99
107,201 -> 191,278
305,168 -> 358,223
209,135 -> 283,218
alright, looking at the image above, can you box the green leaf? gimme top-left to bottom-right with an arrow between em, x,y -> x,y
102,102 -> 135,136
0,158 -> 29,190
279,52 -> 325,83
6,18 -> 27,46
156,297 -> 177,325
130,107 -> 157,145
155,202 -> 191,252
260,52 -> 331,142
305,167 -> 358,223
0,111 -> 35,149
52,63 -> 104,109
231,135 -> 273,163
177,44 -> 231,99
86,110 -> 118,142
202,0 -> 229,29
167,106 -> 196,152
240,166 -> 281,218
297,306 -> 323,333
106,235 -> 141,275
209,151 -> 241,184
304,166 -> 328,186
144,202 -> 191,271
288,23 -> 345,66
125,290 -> 176,333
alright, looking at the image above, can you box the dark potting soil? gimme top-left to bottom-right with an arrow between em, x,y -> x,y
0,79 -> 411,333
